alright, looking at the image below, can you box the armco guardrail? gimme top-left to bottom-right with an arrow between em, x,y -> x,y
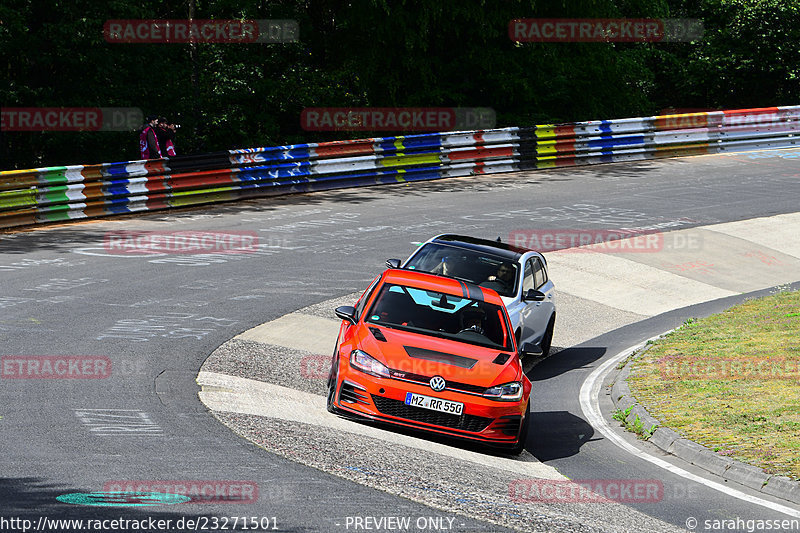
1,105 -> 798,229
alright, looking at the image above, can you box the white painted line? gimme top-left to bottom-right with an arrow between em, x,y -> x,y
579,341 -> 800,518
198,371 -> 565,481
73,409 -> 164,437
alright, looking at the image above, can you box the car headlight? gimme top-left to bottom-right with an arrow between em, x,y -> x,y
483,381 -> 523,401
349,349 -> 391,378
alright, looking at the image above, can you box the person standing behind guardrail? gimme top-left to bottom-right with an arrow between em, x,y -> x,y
139,115 -> 163,159
156,117 -> 178,156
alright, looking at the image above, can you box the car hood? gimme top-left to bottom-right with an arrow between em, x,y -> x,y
353,323 -> 521,387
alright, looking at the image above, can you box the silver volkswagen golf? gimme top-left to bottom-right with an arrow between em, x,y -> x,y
387,234 -> 556,357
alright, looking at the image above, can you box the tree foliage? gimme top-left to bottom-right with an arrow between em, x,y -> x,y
1,0 -> 797,169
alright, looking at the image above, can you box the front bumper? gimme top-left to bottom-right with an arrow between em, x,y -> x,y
332,371 -> 527,444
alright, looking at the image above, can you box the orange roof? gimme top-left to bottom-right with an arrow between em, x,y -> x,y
381,268 -> 504,306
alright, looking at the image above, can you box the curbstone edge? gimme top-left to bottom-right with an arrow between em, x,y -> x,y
648,427 -> 679,451
669,439 -> 735,477
761,475 -> 800,503
609,343 -> 800,506
722,462 -> 772,491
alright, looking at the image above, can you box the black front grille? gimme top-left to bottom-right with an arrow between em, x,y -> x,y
371,396 -> 492,433
388,371 -> 485,394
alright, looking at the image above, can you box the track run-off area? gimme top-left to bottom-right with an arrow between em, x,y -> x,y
2,148 -> 800,532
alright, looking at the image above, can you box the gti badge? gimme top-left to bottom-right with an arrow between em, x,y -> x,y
429,375 -> 446,392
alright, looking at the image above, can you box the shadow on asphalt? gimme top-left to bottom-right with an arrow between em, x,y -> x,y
518,346 -> 608,460
527,345 -> 608,381
528,410 -> 602,461
0,228 -> 114,254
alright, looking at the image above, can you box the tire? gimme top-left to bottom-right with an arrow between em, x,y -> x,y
541,315 -> 555,358
510,402 -> 530,455
326,353 -> 340,414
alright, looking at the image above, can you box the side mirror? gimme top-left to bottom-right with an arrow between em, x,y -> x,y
386,259 -> 401,269
520,342 -> 543,359
523,289 -> 546,302
334,305 -> 357,324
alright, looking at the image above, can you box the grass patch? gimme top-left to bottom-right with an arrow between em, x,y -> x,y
612,406 -> 657,440
628,288 -> 800,480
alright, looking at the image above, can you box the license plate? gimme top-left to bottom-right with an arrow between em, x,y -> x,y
404,392 -> 464,416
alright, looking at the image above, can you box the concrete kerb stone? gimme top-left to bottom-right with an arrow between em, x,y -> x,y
609,342 -> 800,505
624,404 -> 659,435
648,427 -> 680,452
762,475 -> 800,503
722,462 -> 772,491
611,362 -> 633,404
669,439 -> 735,478
614,394 -> 636,413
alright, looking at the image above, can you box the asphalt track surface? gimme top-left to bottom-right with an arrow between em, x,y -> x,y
2,148 -> 800,532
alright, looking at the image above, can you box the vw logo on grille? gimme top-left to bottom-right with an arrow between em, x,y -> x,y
429,376 -> 446,392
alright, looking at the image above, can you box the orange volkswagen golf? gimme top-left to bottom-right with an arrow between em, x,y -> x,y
327,268 -> 538,454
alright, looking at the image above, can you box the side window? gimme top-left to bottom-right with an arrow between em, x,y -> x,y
522,260 -> 535,293
532,257 -> 547,289
354,277 -> 380,320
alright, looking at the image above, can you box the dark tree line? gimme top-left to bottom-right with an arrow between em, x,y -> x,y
1,0 -> 798,169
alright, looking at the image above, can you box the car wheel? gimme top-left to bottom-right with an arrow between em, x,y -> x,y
541,315 -> 555,358
510,402 -> 530,455
326,353 -> 340,414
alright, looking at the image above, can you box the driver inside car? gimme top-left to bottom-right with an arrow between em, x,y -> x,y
430,255 -> 467,279
481,262 -> 515,294
458,306 -> 486,335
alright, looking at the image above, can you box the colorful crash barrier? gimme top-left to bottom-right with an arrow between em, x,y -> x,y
1,106 -> 798,229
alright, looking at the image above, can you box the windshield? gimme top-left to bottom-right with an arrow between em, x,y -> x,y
365,283 -> 512,350
403,243 -> 519,297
